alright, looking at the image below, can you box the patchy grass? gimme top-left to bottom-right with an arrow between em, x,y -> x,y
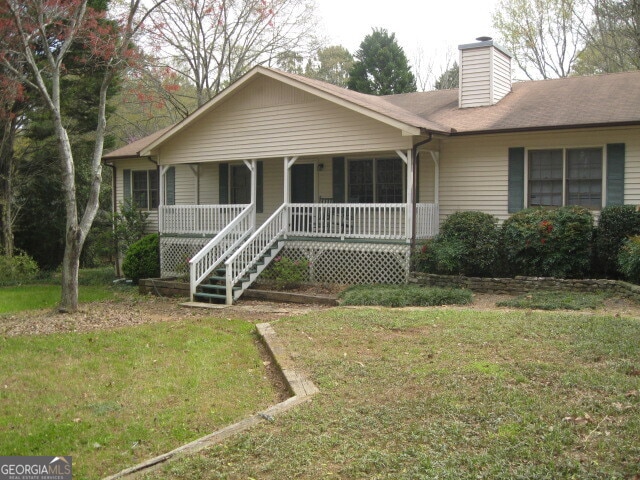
0,285 -> 119,314
151,308 -> 640,479
497,291 -> 609,310
0,319 -> 279,479
339,284 -> 472,307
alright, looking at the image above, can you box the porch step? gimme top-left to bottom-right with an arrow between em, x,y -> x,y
193,241 -> 284,305
193,292 -> 227,302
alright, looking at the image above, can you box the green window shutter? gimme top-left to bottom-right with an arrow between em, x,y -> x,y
219,163 -> 229,204
123,169 -> 131,202
606,143 -> 625,206
165,167 -> 176,205
256,161 -> 264,213
508,147 -> 525,213
332,157 -> 345,203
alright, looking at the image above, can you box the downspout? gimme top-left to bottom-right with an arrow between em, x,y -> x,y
411,132 -> 433,251
103,161 -> 120,276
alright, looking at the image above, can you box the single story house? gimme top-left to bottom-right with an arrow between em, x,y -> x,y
103,38 -> 640,304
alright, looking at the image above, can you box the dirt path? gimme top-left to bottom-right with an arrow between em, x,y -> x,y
1,292 -> 639,338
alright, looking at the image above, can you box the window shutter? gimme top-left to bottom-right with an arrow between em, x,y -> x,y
165,167 -> 176,205
219,163 -> 229,204
123,169 -> 131,202
508,147 -> 525,213
332,157 -> 345,202
256,161 -> 264,213
606,143 -> 625,206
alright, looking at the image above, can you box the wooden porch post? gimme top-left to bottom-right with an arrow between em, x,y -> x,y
250,159 -> 257,227
396,149 -> 413,243
159,165 -> 169,232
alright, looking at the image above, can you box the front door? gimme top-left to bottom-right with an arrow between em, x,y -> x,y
231,164 -> 251,204
291,164 -> 315,203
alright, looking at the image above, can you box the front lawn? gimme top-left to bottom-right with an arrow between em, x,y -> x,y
152,308 -> 640,479
0,285 -> 117,314
0,319 -> 279,479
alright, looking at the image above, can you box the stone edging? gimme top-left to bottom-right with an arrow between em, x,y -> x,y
103,322 -> 318,479
410,272 -> 640,301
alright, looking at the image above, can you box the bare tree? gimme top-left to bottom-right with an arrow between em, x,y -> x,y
575,0 -> 640,74
145,0 -> 320,108
493,0 -> 588,79
0,0 -> 161,312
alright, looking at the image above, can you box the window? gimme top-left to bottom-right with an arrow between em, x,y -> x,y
348,158 -> 403,203
528,147 -> 602,209
131,170 -> 159,209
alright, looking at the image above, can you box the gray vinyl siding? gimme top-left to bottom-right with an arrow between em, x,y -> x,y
459,45 -> 511,108
114,158 -> 159,232
157,76 -> 412,165
437,126 -> 640,223
492,48 -> 512,104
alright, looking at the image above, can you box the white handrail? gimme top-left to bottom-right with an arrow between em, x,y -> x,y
224,204 -> 288,304
160,204 -> 249,235
189,204 -> 254,299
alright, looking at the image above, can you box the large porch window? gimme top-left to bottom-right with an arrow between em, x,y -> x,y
348,157 -> 404,203
528,147 -> 603,209
131,169 -> 159,209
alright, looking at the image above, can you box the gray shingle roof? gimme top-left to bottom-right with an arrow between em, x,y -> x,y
103,68 -> 640,160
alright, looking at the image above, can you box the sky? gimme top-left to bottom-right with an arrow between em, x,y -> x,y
314,0 -> 502,87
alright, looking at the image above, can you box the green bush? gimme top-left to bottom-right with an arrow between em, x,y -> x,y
0,252 -> 40,286
617,235 -> 640,284
122,234 -> 160,283
418,211 -> 501,276
266,256 -> 309,290
339,284 -> 472,307
501,206 -> 593,278
593,205 -> 640,277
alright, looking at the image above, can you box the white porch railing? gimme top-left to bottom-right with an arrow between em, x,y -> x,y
416,203 -> 440,239
160,204 -> 249,235
287,203 -> 439,240
188,204 -> 254,299
224,204 -> 288,304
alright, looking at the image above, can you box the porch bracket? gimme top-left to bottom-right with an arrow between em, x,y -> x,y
242,159 -> 255,172
395,149 -> 409,164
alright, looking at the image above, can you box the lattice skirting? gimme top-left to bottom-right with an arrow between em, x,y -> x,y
160,236 -> 212,278
267,241 -> 411,285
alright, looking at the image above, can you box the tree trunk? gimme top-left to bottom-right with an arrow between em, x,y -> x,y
59,227 -> 83,312
0,115 -> 17,257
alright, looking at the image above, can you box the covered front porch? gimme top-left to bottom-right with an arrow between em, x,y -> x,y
156,152 -> 440,304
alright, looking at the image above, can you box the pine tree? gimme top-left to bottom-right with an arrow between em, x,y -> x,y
347,28 -> 417,95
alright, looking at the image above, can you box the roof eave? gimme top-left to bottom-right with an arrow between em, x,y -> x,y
448,120 -> 640,136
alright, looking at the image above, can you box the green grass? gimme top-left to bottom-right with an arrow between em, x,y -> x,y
0,285 -> 118,314
149,308 -> 640,479
497,290 -> 608,310
0,319 -> 278,479
339,284 -> 472,307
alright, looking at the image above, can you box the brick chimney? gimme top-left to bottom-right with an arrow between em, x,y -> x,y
458,37 -> 512,108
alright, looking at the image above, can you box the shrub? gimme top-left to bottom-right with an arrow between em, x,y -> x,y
339,284 -> 472,307
418,211 -> 501,276
617,235 -> 640,284
593,205 -> 640,277
113,198 -> 150,254
0,252 -> 40,286
267,256 -> 309,290
501,206 -> 593,278
122,234 -> 160,283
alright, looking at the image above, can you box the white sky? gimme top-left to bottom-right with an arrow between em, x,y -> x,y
315,0 -> 502,87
